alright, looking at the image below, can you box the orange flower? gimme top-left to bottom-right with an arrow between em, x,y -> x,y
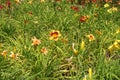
41,47 -> 48,55
31,36 -> 41,46
1,50 -> 7,58
9,52 -> 18,59
87,34 -> 95,41
49,30 -> 61,41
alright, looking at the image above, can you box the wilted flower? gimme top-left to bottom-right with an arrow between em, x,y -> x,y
72,43 -> 78,55
41,47 -> 48,55
0,5 -> 4,10
28,12 -> 33,15
5,0 -> 11,7
71,6 -> 79,12
87,34 -> 95,41
9,51 -> 18,59
49,30 -> 61,41
79,15 -> 89,22
1,50 -> 7,58
104,3 -> 109,8
31,36 -> 41,46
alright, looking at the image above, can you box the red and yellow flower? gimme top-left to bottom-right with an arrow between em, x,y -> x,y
49,30 -> 61,41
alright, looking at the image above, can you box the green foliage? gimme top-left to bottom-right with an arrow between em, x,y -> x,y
0,0 -> 120,80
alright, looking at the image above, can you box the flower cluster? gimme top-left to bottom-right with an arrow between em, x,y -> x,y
1,50 -> 19,59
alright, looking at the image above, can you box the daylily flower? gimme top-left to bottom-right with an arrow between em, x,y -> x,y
31,36 -> 41,46
9,51 -> 18,59
87,34 -> 95,41
79,15 -> 89,22
49,30 -> 61,41
41,47 -> 48,55
1,50 -> 7,58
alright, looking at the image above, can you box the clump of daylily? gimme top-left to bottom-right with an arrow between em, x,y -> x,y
31,36 -> 41,46
41,47 -> 48,55
108,40 -> 120,53
49,30 -> 61,41
1,50 -> 19,59
87,34 -> 95,42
